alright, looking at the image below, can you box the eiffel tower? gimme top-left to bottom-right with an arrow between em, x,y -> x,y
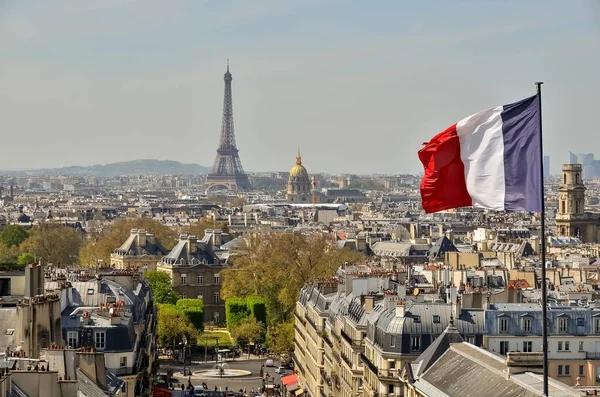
204,63 -> 251,191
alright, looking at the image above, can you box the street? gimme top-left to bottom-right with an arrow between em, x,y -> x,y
164,358 -> 290,394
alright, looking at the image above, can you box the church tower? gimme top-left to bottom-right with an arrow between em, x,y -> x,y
287,150 -> 311,203
556,164 -> 588,239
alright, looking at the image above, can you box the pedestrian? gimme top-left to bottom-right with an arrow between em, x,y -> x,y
181,384 -> 185,392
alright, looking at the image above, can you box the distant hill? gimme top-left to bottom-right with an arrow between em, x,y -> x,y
1,159 -> 212,177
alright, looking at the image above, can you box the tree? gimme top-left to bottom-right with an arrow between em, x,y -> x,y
176,298 -> 205,331
221,233 -> 365,324
245,295 -> 267,324
266,321 -> 295,359
230,316 -> 265,347
0,242 -> 20,268
20,223 -> 81,265
0,225 -> 28,248
181,218 -> 228,240
146,271 -> 180,305
156,304 -> 198,348
225,298 -> 249,331
232,196 -> 247,208
17,252 -> 35,266
78,218 -> 177,267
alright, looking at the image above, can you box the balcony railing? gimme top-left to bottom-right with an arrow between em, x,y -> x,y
360,353 -> 378,375
587,352 -> 600,360
110,366 -> 134,376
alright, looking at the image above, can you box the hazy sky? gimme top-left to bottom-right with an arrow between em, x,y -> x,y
1,1 -> 599,174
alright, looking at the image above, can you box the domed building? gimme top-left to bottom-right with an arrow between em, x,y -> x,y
287,151 -> 312,202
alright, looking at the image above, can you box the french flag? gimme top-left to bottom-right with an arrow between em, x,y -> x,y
418,95 -> 542,214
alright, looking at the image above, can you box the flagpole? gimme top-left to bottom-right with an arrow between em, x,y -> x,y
536,81 -> 548,396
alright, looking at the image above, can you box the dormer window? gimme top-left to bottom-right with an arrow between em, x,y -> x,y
414,315 -> 421,323
432,315 -> 440,323
558,317 -> 569,333
594,317 -> 600,333
499,317 -> 509,333
521,316 -> 532,333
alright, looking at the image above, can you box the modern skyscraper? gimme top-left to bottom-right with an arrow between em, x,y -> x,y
204,63 -> 251,191
543,156 -> 550,179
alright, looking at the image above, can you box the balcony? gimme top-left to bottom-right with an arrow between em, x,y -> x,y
110,366 -> 134,376
378,368 -> 398,380
586,352 -> 600,360
341,352 -> 352,368
340,329 -> 353,345
360,353 -> 378,375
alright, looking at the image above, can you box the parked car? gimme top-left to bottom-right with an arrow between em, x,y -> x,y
275,366 -> 286,374
194,386 -> 206,397
265,359 -> 274,367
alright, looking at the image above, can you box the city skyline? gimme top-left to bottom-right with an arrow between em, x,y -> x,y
1,0 -> 599,174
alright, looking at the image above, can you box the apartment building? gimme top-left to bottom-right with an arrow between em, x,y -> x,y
484,302 -> 600,387
46,270 -> 158,397
293,269 -> 485,397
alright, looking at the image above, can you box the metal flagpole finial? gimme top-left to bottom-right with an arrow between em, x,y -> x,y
227,59 -> 229,72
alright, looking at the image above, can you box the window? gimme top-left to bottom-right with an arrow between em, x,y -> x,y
565,341 -> 570,351
523,341 -> 532,352
579,365 -> 585,377
562,201 -> 566,214
565,365 -> 570,376
120,357 -> 127,368
558,341 -> 563,351
87,288 -> 95,295
558,317 -> 568,333
181,293 -> 187,299
198,274 -> 204,284
595,318 -> 600,333
411,336 -> 420,351
577,318 -> 585,327
67,331 -> 78,348
5,329 -> 14,336
213,273 -> 220,284
94,331 -> 105,350
388,384 -> 394,394
558,365 -> 563,376
390,335 -> 396,347
579,341 -> 584,351
198,294 -> 203,300
563,173 -> 567,184
576,201 -> 581,214
180,273 -> 187,284
213,292 -> 220,304
500,341 -> 509,355
432,315 -> 440,323
499,317 -> 509,333
413,315 -> 421,323
466,335 -> 475,345
576,173 -> 580,184
522,317 -> 532,333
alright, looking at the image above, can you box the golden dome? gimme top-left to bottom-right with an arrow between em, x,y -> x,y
289,150 -> 309,179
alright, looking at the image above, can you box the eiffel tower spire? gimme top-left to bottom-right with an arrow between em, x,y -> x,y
204,62 -> 251,191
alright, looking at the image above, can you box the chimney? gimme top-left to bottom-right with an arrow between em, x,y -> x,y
397,282 -> 407,300
212,229 -> 222,247
76,351 -> 107,389
395,300 -> 405,317
364,295 -> 374,313
454,297 -> 462,319
146,233 -> 156,245
136,229 -> 147,248
188,235 -> 198,254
